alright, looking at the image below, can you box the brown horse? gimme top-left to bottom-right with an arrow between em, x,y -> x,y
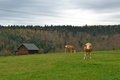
83,42 -> 93,59
65,45 -> 76,53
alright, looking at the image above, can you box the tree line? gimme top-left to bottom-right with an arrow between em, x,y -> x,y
0,24 -> 120,56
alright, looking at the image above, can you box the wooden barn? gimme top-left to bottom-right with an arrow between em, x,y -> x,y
16,43 -> 39,55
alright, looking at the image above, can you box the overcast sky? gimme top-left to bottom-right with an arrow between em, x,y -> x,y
0,0 -> 120,26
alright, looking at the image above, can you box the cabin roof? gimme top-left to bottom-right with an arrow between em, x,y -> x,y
19,43 -> 39,50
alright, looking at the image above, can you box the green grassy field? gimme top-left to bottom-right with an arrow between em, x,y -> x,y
0,50 -> 120,80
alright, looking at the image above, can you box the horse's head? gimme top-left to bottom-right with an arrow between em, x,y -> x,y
84,42 -> 92,52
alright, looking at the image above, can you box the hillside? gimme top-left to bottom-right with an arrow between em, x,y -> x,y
0,25 -> 120,55
0,51 -> 120,80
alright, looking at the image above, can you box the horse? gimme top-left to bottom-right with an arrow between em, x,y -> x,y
65,45 -> 76,53
83,42 -> 93,59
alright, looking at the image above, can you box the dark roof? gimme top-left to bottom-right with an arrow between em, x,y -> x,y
19,43 -> 39,50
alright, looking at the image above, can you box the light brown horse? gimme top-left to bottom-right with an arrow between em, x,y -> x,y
65,45 -> 76,53
83,42 -> 93,59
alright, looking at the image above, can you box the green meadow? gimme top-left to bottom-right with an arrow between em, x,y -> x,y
0,50 -> 120,80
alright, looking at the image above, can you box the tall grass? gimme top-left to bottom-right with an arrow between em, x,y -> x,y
0,50 -> 120,80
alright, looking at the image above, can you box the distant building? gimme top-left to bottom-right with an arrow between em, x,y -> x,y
16,43 -> 39,55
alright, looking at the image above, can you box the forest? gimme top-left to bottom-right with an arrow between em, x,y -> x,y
0,24 -> 120,56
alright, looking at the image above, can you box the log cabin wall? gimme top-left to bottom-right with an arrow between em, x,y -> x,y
17,45 -> 29,55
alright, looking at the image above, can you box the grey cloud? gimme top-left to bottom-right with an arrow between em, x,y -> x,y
0,0 -> 65,18
108,14 -> 120,20
1,0 -> 120,16
70,0 -> 120,12
0,0 -> 120,25
0,0 -> 67,25
0,0 -> 34,18
0,0 -> 31,10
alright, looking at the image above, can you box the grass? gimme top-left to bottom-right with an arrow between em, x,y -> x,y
0,50 -> 120,80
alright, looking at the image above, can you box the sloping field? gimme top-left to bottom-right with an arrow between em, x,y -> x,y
0,50 -> 120,80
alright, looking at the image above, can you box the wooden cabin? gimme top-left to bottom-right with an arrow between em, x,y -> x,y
16,43 -> 39,55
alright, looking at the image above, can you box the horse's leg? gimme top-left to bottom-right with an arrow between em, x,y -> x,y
89,52 -> 92,59
83,52 -> 86,59
65,48 -> 67,53
74,50 -> 76,53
